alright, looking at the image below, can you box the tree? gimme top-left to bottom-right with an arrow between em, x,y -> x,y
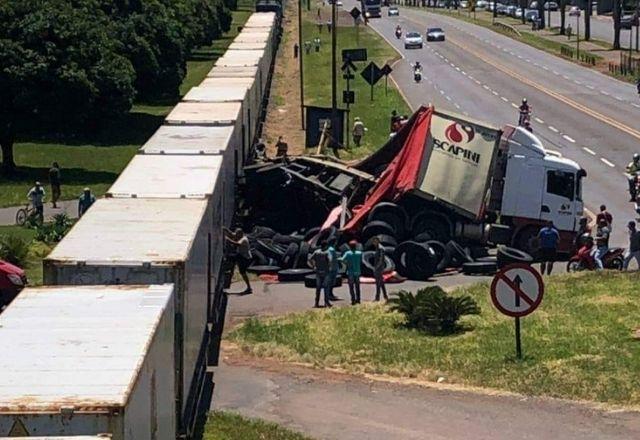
537,0 -> 545,29
559,0 -> 567,34
613,0 -> 622,49
0,0 -> 136,175
584,0 -> 591,41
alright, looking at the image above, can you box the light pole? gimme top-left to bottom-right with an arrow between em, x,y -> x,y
298,0 -> 305,129
330,0 -> 338,155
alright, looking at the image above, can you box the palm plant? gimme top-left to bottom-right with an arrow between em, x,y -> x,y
0,235 -> 30,267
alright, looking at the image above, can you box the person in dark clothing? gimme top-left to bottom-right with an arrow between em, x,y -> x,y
309,240 -> 332,308
223,227 -> 253,294
537,221 -> 559,275
275,136 -> 289,157
78,187 -> 96,218
372,237 -> 388,301
574,217 -> 592,252
49,162 -> 61,209
326,238 -> 340,301
596,204 -> 613,231
623,220 -> 640,270
293,43 -> 299,58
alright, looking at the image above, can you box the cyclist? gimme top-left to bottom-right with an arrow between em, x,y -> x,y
26,181 -> 45,223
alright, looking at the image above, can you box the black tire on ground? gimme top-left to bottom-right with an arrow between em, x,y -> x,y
392,241 -> 437,280
364,234 -> 398,250
361,251 -> 396,277
410,213 -> 451,243
468,246 -> 489,259
367,202 -> 408,239
281,243 -> 300,268
278,268 -> 315,282
414,232 -> 433,242
361,220 -> 397,242
425,240 -> 446,264
436,240 -> 473,272
251,249 -> 268,266
304,274 -> 343,288
448,241 -> 473,265
462,261 -> 498,275
247,265 -> 281,274
295,242 -> 311,268
497,245 -> 533,268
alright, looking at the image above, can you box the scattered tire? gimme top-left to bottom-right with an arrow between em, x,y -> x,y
251,249 -> 268,266
367,202 -> 408,239
281,243 -> 300,269
468,246 -> 489,259
278,268 -> 315,282
361,220 -> 396,241
364,234 -> 398,250
255,239 -> 285,261
497,246 -> 533,268
410,213 -> 451,243
273,233 -> 301,245
414,232 -> 433,242
393,241 -> 437,280
425,240 -> 446,265
436,240 -> 473,272
462,261 -> 497,275
304,274 -> 343,288
475,256 -> 498,263
361,251 -> 396,277
247,265 -> 281,274
295,241 -> 311,268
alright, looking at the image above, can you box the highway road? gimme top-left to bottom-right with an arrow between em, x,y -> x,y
351,3 -> 640,246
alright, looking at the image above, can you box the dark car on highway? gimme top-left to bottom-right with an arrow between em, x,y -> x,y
426,27 -> 445,41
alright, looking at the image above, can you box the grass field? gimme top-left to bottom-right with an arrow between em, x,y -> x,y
0,225 -> 49,286
302,8 -> 411,159
0,1 -> 254,208
203,411 -> 313,440
231,271 -> 640,407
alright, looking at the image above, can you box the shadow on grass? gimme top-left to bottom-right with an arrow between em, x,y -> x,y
15,111 -> 166,148
0,166 -> 118,186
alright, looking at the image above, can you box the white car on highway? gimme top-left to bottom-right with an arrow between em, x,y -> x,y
404,32 -> 424,49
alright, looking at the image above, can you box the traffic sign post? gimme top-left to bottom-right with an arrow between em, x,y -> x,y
490,263 -> 544,359
360,61 -> 383,101
341,58 -> 357,148
381,64 -> 393,96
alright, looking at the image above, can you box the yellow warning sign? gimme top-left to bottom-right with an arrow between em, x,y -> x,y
8,418 -> 29,436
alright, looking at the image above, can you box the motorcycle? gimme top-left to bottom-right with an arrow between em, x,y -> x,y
395,27 -> 402,39
414,69 -> 422,83
566,243 -> 625,272
518,110 -> 531,127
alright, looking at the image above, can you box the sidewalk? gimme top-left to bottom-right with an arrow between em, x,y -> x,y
0,200 -> 78,227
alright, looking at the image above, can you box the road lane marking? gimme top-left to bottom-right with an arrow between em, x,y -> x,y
501,96 -> 509,102
446,96 -> 452,101
511,102 -> 519,108
562,135 -> 576,143
492,90 -> 499,96
534,117 -> 544,124
483,84 -> 490,90
632,103 -> 640,108
600,158 -> 615,167
549,126 -> 559,133
583,147 -> 596,155
600,90 -> 610,95
586,85 -> 595,89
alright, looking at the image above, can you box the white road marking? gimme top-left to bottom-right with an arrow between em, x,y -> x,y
542,66 -> 549,70
562,135 -> 576,143
511,102 -> 519,109
601,158 -> 615,167
586,84 -> 595,89
632,103 -> 640,108
517,55 -> 523,59
440,89 -> 445,95
525,59 -> 531,63
492,90 -> 499,96
468,75 -> 475,80
455,67 -> 461,71
583,147 -> 596,155
615,96 -> 624,101
446,96 -> 452,101
552,70 -> 559,75
600,90 -> 610,95
454,103 -> 461,109
534,117 -> 544,124
483,84 -> 490,90
461,70 -> 467,75
474,79 -> 482,84
574,80 -> 582,85
501,96 -> 509,102
549,126 -> 559,133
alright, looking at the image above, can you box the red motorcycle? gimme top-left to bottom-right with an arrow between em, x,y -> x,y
566,243 -> 624,272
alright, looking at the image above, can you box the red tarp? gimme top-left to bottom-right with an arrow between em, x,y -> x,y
344,106 -> 433,232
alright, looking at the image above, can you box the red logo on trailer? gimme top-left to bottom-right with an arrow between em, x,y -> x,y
445,123 -> 475,144
490,263 -> 544,318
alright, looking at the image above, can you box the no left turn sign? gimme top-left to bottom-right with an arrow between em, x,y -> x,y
490,263 -> 544,318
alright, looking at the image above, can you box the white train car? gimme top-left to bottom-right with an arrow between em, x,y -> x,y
43,199 -> 211,439
214,49 -> 268,98
0,285 -> 175,439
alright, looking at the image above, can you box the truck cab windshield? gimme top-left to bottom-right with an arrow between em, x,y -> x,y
546,170 -> 576,201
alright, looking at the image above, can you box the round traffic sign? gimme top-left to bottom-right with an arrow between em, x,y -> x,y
490,263 -> 544,318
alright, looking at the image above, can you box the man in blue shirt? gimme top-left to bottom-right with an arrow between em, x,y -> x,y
537,221 -> 559,275
340,240 -> 362,305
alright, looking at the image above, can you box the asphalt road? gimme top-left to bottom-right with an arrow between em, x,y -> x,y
357,4 -> 640,246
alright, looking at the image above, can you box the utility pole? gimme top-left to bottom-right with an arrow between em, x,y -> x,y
331,0 -> 338,153
298,0 -> 305,129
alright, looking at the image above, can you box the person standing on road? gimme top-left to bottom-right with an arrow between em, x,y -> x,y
596,205 -> 613,231
275,136 -> 289,157
574,217 -> 592,252
592,218 -> 611,270
625,154 -> 640,201
623,220 -> 640,270
326,238 -> 340,301
223,227 -> 253,295
372,237 -> 388,301
27,181 -> 45,223
78,187 -> 96,218
352,117 -> 365,147
341,240 -> 362,305
309,241 -> 332,308
49,162 -> 61,209
537,221 -> 559,275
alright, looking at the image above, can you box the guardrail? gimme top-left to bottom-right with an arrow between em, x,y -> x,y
493,21 -> 521,37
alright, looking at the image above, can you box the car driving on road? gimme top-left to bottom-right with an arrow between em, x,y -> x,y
404,31 -> 423,49
426,27 -> 445,42
388,6 -> 399,16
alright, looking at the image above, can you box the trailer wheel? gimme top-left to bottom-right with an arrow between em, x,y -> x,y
393,241 -> 437,280
281,243 -> 300,268
462,261 -> 497,275
295,242 -> 311,268
367,202 -> 408,239
425,240 -> 445,264
410,213 -> 451,243
362,220 -> 397,241
497,246 -> 533,268
513,226 -> 539,258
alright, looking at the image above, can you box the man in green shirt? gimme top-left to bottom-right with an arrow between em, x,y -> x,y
340,240 -> 362,305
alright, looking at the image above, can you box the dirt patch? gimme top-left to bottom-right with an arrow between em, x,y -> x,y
263,1 -> 306,156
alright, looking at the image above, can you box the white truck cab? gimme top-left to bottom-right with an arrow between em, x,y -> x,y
501,127 -> 584,233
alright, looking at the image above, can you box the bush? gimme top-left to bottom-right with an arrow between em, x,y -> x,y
0,235 -> 30,267
388,286 -> 480,334
33,213 -> 74,244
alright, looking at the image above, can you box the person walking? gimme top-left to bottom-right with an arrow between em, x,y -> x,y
78,187 -> 96,218
49,162 -> 61,209
352,117 -> 365,147
314,37 -> 321,52
326,238 -> 340,301
341,240 -> 362,305
372,237 -> 388,301
537,220 -> 559,275
309,241 -> 332,308
304,40 -> 312,54
293,43 -> 299,58
275,136 -> 289,157
623,220 -> 640,270
26,181 -> 45,223
223,227 -> 253,294
596,204 -> 613,230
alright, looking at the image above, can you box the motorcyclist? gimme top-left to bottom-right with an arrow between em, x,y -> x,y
625,153 -> 640,201
413,61 -> 423,82
518,98 -> 531,126
395,25 -> 402,38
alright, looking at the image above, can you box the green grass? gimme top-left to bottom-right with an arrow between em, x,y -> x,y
0,1 -> 254,209
231,272 -> 640,407
203,411 -> 313,440
0,225 -> 50,286
302,8 -> 411,159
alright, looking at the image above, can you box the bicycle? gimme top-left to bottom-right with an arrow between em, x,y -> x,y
15,204 -> 41,226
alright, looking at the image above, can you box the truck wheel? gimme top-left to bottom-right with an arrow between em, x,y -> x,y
414,232 -> 433,242
368,202 -> 408,239
393,241 -> 437,280
295,242 -> 311,268
425,240 -> 445,264
362,220 -> 397,241
251,226 -> 277,239
410,213 -> 451,243
513,227 -> 539,258
497,246 -> 533,268
462,261 -> 497,275
281,243 -> 300,268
